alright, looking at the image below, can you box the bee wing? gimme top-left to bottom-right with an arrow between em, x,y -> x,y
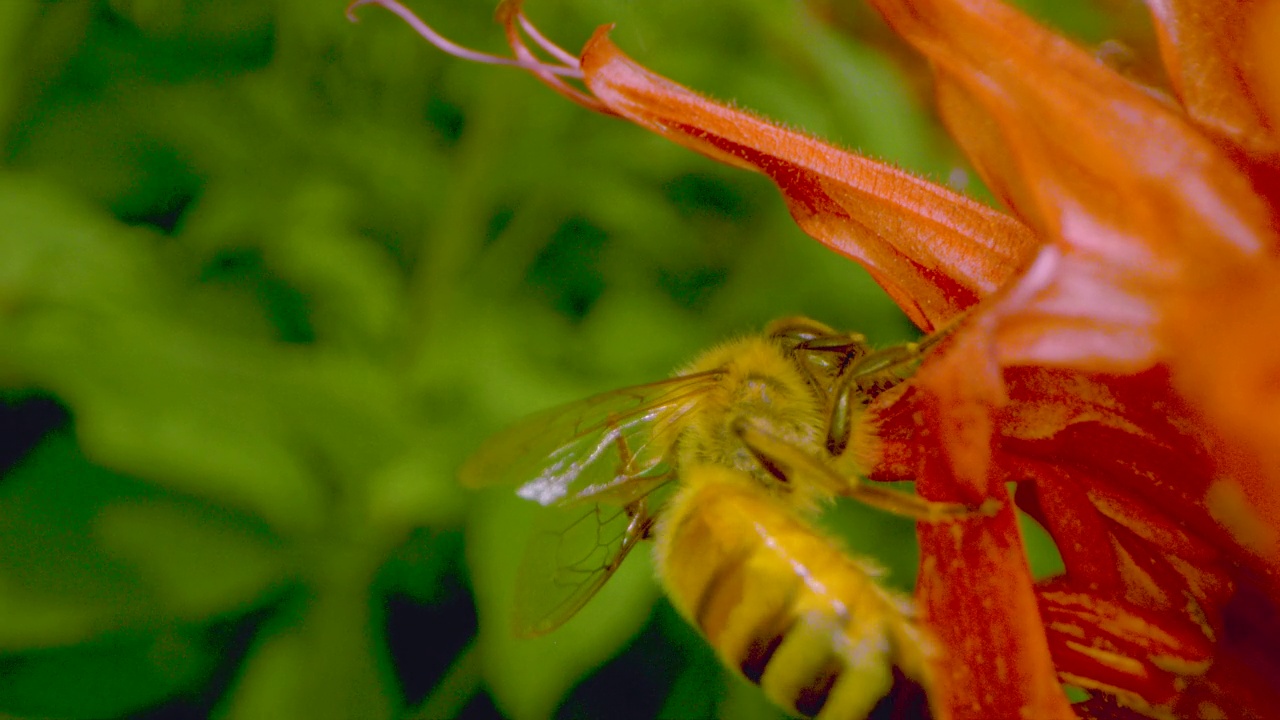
513,487 -> 665,637
460,371 -> 720,506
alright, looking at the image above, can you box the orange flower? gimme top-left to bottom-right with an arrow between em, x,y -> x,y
347,0 -> 1280,718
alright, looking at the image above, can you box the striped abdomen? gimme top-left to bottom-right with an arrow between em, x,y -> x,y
654,465 -> 933,719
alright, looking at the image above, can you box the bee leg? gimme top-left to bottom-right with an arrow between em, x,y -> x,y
608,419 -> 664,482
845,482 -> 1001,522
852,310 -> 975,391
735,418 -> 998,522
825,341 -> 936,458
625,497 -> 658,540
826,316 -> 968,457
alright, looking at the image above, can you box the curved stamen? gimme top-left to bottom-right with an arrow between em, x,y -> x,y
495,0 -> 611,112
512,3 -> 580,66
345,0 -> 582,80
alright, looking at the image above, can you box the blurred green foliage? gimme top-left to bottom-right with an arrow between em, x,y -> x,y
0,1 -> 1114,718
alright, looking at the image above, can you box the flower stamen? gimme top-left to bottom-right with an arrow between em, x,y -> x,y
506,1 -> 580,67
345,0 -> 613,115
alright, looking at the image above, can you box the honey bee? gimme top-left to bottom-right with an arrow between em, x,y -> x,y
461,317 -> 986,719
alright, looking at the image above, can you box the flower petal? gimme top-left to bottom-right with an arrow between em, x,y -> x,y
869,0 -> 1277,370
576,28 -> 1038,330
868,332 -> 1073,720
1255,3 -> 1280,146
867,0 -> 1280,659
1144,0 -> 1280,608
1166,270 -> 1280,577
911,391 -> 1075,720
1037,585 -> 1212,715
875,358 -> 1268,714
1145,0 -> 1280,156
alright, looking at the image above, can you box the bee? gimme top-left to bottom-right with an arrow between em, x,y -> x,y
461,317 -> 985,719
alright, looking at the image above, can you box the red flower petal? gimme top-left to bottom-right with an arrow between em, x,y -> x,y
1145,0 -> 1280,156
1255,3 -> 1280,142
1037,585 -> 1212,712
874,330 -> 1073,719
914,495 -> 1073,719
863,5 -> 1280,704
575,28 -> 1037,331
1167,271 -> 1280,576
1142,0 -> 1280,625
869,0 -> 1276,370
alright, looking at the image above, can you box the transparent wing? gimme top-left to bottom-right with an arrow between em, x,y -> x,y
513,487 -> 666,637
460,371 -> 720,506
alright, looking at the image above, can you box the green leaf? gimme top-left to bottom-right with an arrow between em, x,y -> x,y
0,628 -> 217,718
259,179 -> 405,350
0,430 -> 285,649
218,584 -> 396,720
0,1 -> 40,134
0,311 -> 329,534
0,173 -> 170,314
0,430 -> 163,649
0,175 -> 420,534
1019,505 -> 1067,581
366,443 -> 467,546
218,622 -> 308,720
95,499 -> 288,620
179,175 -> 407,351
378,529 -> 464,605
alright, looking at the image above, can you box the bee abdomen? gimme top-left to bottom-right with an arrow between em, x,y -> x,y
656,467 -> 920,719
739,606 -> 897,719
738,611 -> 790,684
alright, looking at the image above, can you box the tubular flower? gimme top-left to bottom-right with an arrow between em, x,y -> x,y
347,0 -> 1280,718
